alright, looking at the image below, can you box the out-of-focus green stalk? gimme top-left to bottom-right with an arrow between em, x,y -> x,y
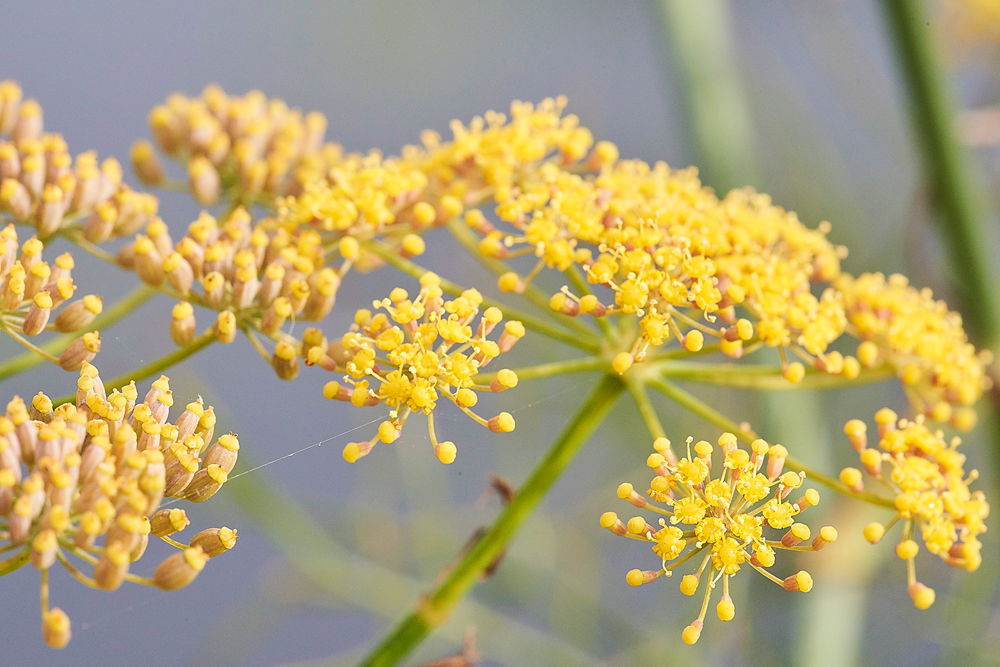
357,373 -> 625,667
879,0 -> 1000,349
657,0 -> 760,191
52,328 -> 216,405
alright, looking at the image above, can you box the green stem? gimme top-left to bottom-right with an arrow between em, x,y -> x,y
445,220 -> 601,341
0,285 -> 158,382
625,377 -> 666,440
474,355 -> 608,385
52,328 -> 216,405
654,361 -> 895,390
363,240 -> 600,354
358,373 -> 626,667
879,0 -> 1000,348
0,547 -> 30,576
644,376 -> 895,508
656,0 -> 760,191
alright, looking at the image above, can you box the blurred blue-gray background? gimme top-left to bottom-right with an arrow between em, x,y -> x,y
2,1 -> 998,665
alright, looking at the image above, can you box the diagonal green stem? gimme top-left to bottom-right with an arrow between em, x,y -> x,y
357,373 -> 625,666
654,361 -> 895,390
625,377 -> 666,440
645,376 -> 895,509
0,285 -> 158,381
0,547 -> 30,577
52,328 -> 216,405
363,240 -> 600,354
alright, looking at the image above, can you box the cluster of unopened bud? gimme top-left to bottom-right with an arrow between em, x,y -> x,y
0,222 -> 104,368
0,365 -> 238,648
0,81 -> 157,241
135,85 -> 329,205
117,208 -> 341,370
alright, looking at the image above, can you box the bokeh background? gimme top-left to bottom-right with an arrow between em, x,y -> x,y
2,1 -> 1000,665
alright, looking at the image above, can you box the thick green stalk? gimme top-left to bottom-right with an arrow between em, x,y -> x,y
52,328 -> 216,405
645,376 -> 895,509
879,0 -> 1000,348
0,285 -> 157,382
358,373 -> 625,666
363,240 -> 599,353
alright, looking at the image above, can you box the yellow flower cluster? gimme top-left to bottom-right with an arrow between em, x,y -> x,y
603,433 -> 834,645
0,81 -> 158,241
838,272 -> 989,428
1,366 -> 237,648
0,222 -> 104,369
840,409 -> 988,609
135,85 -> 330,206
274,97 -> 597,276
326,272 -> 524,463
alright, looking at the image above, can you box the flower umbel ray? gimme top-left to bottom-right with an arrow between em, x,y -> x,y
602,431 -> 835,644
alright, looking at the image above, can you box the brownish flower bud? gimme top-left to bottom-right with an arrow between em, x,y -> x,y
34,183 -> 65,237
0,81 -> 22,134
170,302 -> 196,346
260,296 -> 291,335
163,452 -> 199,497
190,526 -> 238,557
58,331 -> 101,371
54,295 -> 103,333
0,178 -> 31,220
93,542 -> 130,591
11,98 -> 42,143
271,341 -> 299,380
257,262 -> 284,307
42,608 -> 71,650
188,156 -> 220,206
0,143 -> 19,183
129,139 -> 164,186
116,242 -> 136,271
202,271 -> 225,309
150,507 -> 190,537
153,546 -> 207,590
31,529 -> 57,569
133,235 -> 164,286
180,463 -> 227,502
214,311 -> 236,344
22,291 -> 52,336
163,252 -> 194,294
82,201 -> 117,243
203,433 -> 238,473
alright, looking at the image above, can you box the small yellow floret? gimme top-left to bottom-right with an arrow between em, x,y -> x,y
896,539 -> 919,560
680,574 -> 699,596
612,352 -> 633,375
